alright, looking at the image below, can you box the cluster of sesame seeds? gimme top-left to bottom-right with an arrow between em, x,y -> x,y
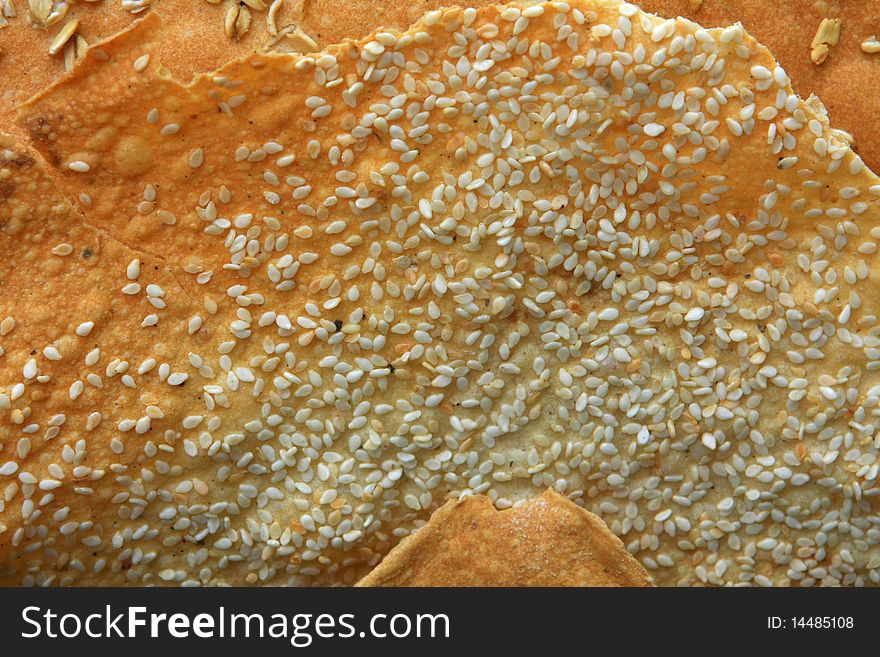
5,0 -> 880,586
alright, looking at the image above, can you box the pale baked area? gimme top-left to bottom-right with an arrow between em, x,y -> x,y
3,0 -> 880,587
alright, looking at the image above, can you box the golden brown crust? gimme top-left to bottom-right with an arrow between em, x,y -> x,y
294,0 -> 493,45
0,131 -> 204,583
357,489 -> 654,586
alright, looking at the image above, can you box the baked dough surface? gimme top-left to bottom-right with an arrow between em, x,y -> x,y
2,0 -> 880,586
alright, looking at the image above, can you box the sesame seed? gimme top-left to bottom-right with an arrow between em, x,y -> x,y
75,322 -> 94,336
188,148 -> 204,168
643,122 -> 665,137
133,53 -> 150,72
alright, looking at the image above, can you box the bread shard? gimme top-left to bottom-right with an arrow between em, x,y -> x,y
4,0 -> 880,586
357,489 -> 653,586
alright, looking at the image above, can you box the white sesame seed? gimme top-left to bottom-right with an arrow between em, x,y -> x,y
75,322 -> 94,336
643,123 -> 665,137
133,53 -> 150,72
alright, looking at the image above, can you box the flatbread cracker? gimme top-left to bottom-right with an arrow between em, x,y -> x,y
357,489 -> 653,586
5,0 -> 880,586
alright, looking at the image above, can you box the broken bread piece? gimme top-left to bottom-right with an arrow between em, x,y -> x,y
357,489 -> 653,586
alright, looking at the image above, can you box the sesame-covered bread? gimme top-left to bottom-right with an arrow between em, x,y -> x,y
4,1 -> 880,173
357,489 -> 654,586
3,0 -> 880,587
